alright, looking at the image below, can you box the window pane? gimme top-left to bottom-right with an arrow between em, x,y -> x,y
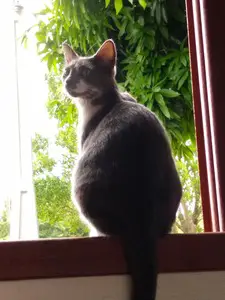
0,0 -> 204,240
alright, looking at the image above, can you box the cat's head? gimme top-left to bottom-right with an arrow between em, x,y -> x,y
62,39 -> 117,99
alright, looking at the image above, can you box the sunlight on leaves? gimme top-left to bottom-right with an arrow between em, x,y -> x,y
138,0 -> 147,9
115,0 -> 123,14
105,0 -> 111,7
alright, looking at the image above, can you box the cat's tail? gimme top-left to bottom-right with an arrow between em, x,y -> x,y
121,230 -> 158,300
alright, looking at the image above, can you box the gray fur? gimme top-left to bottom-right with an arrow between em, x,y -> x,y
62,39 -> 182,300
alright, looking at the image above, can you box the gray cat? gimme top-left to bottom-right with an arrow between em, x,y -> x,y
62,39 -> 182,300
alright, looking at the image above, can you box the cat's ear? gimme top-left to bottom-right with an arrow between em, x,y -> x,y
94,39 -> 117,67
62,42 -> 78,64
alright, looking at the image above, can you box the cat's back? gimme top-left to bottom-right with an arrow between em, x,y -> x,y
76,98 -> 181,237
81,99 -> 172,185
88,100 -> 169,152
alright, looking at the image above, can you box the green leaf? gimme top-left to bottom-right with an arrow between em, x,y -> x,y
152,86 -> 161,93
178,71 -> 189,90
138,0 -> 147,9
171,129 -> 183,141
159,26 -> 168,40
180,55 -> 187,67
156,3 -> 161,25
151,0 -> 157,16
105,0 -> 111,7
147,93 -> 154,109
35,32 -> 46,42
47,55 -> 54,71
111,15 -> 121,29
115,0 -> 123,14
160,89 -> 180,98
118,20 -> 127,37
161,4 -> 168,23
128,0 -> 133,4
155,93 -> 170,118
73,9 -> 80,29
138,16 -> 145,26
181,87 -> 192,102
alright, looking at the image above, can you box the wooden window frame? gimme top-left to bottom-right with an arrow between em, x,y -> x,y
0,234 -> 225,281
1,0 -> 225,281
187,0 -> 225,232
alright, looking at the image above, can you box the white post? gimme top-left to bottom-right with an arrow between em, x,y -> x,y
9,0 -> 39,240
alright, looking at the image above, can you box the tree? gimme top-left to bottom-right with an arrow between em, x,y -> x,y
32,133 -> 56,177
35,176 -> 89,238
173,155 -> 203,233
0,133 -> 88,240
26,0 -> 194,157
0,201 -> 10,240
22,0 -> 203,233
32,133 -> 89,238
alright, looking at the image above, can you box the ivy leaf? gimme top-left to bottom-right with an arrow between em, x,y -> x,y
115,0 -> 123,14
155,93 -> 170,118
138,0 -> 147,9
160,89 -> 180,98
105,0 -> 111,7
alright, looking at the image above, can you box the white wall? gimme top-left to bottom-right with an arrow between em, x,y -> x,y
0,272 -> 225,300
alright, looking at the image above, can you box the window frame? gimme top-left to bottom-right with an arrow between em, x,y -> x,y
186,0 -> 225,231
186,0 -> 214,232
1,0 -> 225,280
1,234 -> 225,281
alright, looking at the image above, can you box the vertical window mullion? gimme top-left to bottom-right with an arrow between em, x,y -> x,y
199,0 -> 225,231
186,0 -> 219,231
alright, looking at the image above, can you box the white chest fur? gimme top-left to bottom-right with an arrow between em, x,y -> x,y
75,99 -> 102,153
71,98 -> 102,237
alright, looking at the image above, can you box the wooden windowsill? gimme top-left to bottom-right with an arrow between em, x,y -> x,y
0,233 -> 225,281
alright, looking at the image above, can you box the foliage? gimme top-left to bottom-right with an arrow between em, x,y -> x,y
0,202 -> 10,240
173,154 -> 203,233
32,133 -> 56,177
0,132 -> 87,240
32,133 -> 89,238
24,0 -> 194,158
35,176 -> 89,238
106,0 -> 148,14
24,0 -> 203,233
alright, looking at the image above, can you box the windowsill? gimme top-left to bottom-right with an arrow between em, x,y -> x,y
0,233 -> 225,281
